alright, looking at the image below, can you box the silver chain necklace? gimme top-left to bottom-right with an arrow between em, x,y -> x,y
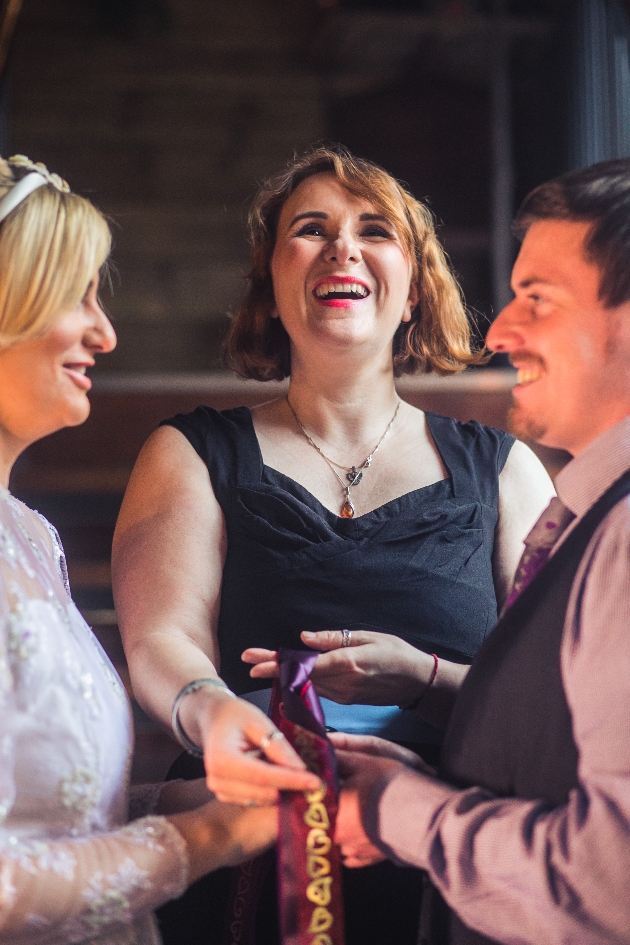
286,395 -> 401,518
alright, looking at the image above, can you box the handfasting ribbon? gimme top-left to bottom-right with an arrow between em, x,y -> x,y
222,649 -> 345,945
273,649 -> 345,945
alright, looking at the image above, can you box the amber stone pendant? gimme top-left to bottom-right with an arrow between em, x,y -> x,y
341,499 -> 355,518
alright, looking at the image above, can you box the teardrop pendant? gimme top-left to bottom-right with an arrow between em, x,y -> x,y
341,498 -> 355,518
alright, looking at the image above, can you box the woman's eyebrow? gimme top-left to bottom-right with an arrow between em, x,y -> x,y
288,211 -> 328,228
287,210 -> 392,228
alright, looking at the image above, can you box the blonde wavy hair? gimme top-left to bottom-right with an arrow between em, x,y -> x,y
0,156 -> 111,348
225,145 -> 485,379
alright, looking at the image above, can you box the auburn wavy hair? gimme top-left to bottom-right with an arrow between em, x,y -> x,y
224,145 -> 485,379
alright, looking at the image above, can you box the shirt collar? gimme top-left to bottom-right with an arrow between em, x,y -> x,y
555,415 -> 630,520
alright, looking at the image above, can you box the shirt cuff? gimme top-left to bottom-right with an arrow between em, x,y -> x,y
366,766 -> 457,869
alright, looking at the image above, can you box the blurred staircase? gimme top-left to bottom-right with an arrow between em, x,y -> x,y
8,0 -> 327,372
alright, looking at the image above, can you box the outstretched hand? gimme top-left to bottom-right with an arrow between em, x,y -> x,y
242,629 -> 431,708
330,733 -> 436,868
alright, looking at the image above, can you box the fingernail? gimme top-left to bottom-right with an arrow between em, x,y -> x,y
302,631 -> 315,640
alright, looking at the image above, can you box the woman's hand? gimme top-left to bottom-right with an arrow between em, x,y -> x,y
243,631 -> 469,730
243,629 -> 431,708
185,686 -> 322,806
168,798 -> 278,884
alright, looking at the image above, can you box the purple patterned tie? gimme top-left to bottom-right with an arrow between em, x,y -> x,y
506,497 -> 575,609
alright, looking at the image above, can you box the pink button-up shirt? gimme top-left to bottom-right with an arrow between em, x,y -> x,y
371,416 -> 630,944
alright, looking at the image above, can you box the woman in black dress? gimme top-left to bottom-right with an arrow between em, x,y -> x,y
112,146 -> 554,944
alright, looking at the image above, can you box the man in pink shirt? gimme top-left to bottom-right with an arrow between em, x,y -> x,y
332,158 -> 630,945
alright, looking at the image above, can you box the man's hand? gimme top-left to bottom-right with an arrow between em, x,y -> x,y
331,733 -> 435,868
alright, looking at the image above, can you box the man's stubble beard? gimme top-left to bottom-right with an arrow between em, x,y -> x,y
508,403 -> 547,444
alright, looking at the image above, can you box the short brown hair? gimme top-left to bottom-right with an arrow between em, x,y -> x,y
224,145 -> 484,380
514,158 -> 630,308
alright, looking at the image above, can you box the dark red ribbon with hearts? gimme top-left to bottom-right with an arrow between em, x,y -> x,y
223,649 -> 345,945
273,649 -> 345,945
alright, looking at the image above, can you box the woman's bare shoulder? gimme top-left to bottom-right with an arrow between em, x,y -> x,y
132,424 -> 206,479
500,438 -> 555,497
115,424 -> 219,536
498,438 -> 556,531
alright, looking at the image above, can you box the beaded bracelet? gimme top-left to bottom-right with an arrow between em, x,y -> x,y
400,654 -> 439,712
171,678 -> 236,757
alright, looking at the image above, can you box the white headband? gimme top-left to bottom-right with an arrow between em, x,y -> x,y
0,172 -> 48,224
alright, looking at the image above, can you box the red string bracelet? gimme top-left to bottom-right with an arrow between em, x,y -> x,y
401,653 -> 439,711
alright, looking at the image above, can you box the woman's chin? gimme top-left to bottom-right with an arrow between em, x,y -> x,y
60,395 -> 91,429
309,320 -> 376,351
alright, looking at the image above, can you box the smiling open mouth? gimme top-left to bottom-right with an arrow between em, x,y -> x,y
314,282 -> 370,301
516,367 -> 543,385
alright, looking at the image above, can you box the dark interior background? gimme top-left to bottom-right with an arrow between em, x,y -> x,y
5,0 -> 605,373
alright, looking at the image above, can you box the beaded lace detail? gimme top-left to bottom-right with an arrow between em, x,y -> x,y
0,492 -> 189,944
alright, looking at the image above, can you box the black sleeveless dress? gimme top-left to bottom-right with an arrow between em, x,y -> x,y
157,405 -> 514,945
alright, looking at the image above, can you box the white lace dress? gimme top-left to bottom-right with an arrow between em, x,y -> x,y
0,488 -> 189,945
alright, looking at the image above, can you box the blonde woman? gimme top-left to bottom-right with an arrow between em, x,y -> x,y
113,146 -> 554,944
0,155 -> 276,945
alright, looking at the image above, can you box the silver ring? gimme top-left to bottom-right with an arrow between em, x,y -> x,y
260,730 -> 285,752
341,628 -> 352,648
